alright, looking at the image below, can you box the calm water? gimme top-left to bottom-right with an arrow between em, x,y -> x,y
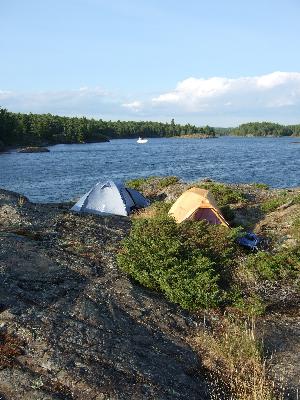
0,137 -> 299,203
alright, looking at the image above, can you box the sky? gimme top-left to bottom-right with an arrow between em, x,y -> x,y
1,0 -> 300,126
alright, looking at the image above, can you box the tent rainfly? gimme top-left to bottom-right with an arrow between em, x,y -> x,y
71,180 -> 150,216
168,187 -> 229,227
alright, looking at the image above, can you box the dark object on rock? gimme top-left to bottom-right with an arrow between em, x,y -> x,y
18,146 -> 50,153
237,232 -> 264,251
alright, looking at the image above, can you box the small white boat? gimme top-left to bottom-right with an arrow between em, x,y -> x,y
137,137 -> 148,144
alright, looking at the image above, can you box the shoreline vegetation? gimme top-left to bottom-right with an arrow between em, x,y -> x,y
172,133 -> 217,139
220,121 -> 300,137
0,108 -> 215,150
1,107 -> 300,151
0,177 -> 299,398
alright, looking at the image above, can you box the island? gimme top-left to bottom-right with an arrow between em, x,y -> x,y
0,176 -> 299,399
0,108 -> 215,150
18,146 -> 50,153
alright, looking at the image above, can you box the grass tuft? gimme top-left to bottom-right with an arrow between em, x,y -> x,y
195,182 -> 246,207
192,317 -> 282,400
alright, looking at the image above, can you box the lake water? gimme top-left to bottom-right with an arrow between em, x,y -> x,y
1,137 -> 299,203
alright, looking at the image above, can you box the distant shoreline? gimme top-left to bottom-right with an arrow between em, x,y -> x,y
2,134 -> 300,155
171,134 -> 217,139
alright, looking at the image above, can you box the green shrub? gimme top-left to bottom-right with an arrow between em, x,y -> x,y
245,247 -> 300,281
292,217 -> 300,241
260,192 -> 289,213
180,221 -> 241,278
125,177 -> 153,191
229,289 -> 266,316
156,176 -> 179,188
292,192 -> 300,204
220,205 -> 235,222
126,176 -> 179,192
251,183 -> 269,190
292,217 -> 300,228
133,200 -> 172,220
118,215 -> 240,310
196,182 -> 246,207
260,190 -> 300,213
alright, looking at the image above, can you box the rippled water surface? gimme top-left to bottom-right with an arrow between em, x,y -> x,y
1,137 -> 299,202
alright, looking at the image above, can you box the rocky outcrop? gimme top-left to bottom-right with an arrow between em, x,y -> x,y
0,185 -> 300,399
0,189 -> 209,400
18,147 -> 50,153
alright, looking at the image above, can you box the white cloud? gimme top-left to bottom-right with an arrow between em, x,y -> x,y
151,72 -> 300,113
0,90 -> 14,100
0,87 -> 122,118
122,100 -> 142,111
153,77 -> 231,106
1,72 -> 300,125
256,71 -> 300,89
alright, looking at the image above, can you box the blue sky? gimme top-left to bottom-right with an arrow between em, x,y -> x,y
1,0 -> 300,126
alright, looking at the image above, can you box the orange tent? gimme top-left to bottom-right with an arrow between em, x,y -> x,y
168,187 -> 229,227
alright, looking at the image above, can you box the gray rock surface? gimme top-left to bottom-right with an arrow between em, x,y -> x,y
0,189 -> 209,399
1,186 -> 299,399
17,147 -> 50,153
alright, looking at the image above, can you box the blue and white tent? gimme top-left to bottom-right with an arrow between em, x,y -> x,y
71,180 -> 149,217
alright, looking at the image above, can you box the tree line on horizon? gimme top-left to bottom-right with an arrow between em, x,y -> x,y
0,108 -> 215,148
218,121 -> 300,137
1,108 -> 299,150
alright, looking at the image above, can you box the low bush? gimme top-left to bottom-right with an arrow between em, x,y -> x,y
229,290 -> 266,316
156,176 -> 179,188
126,177 -> 154,191
179,221 -> 241,281
126,176 -> 179,192
132,200 -> 172,220
245,247 -> 300,281
252,183 -> 269,190
260,192 -> 289,213
220,205 -> 235,223
292,217 -> 300,241
196,182 -> 246,207
117,214 -> 240,310
292,192 -> 300,205
260,190 -> 300,213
